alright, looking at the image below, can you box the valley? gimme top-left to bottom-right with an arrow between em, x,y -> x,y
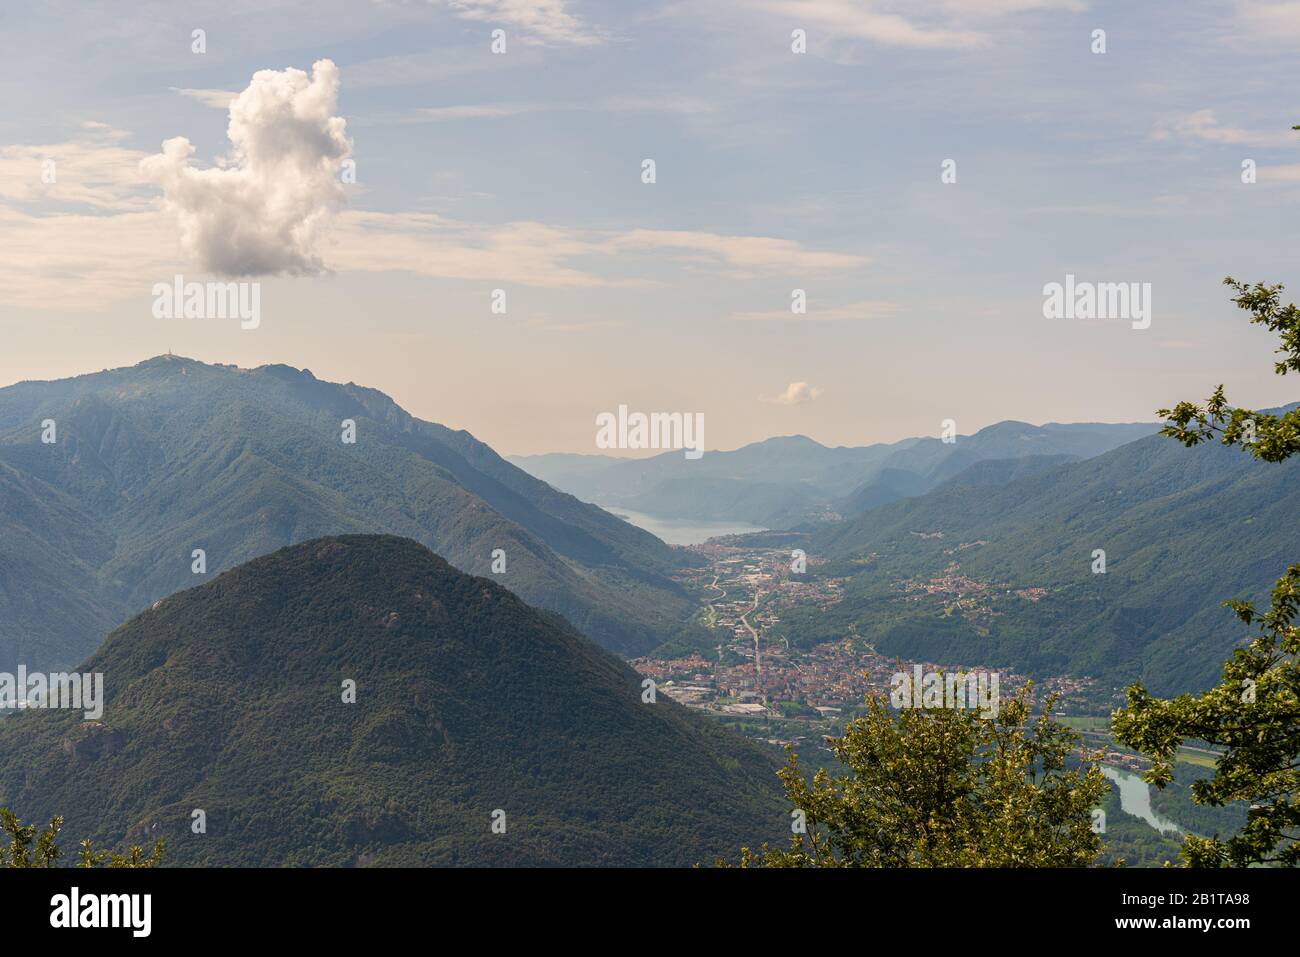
633,536 -> 1122,742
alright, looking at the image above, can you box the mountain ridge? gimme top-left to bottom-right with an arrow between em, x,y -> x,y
511,419 -> 1158,528
0,356 -> 698,673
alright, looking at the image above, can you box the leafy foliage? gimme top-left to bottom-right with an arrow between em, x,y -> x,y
1113,277 -> 1300,867
729,684 -> 1107,867
0,808 -> 162,868
1158,279 -> 1300,463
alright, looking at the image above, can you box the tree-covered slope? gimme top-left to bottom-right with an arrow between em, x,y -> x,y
0,536 -> 783,866
813,420 -> 1300,694
838,421 -> 1156,517
0,356 -> 696,671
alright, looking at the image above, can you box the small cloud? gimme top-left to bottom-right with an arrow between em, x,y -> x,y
769,381 -> 823,405
1152,109 -> 1298,148
171,88 -> 239,109
750,0 -> 1085,51
1257,162 -> 1300,182
438,0 -> 604,46
757,0 -> 980,48
78,121 -> 132,142
1237,0 -> 1300,39
418,104 -> 538,120
613,230 -> 866,275
412,96 -> 718,124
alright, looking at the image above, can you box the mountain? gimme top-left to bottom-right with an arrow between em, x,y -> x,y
0,356 -> 698,674
837,421 -> 1158,517
511,435 -> 914,527
929,453 -> 1081,492
511,422 -> 1156,530
0,536 -> 783,866
811,417 -> 1300,694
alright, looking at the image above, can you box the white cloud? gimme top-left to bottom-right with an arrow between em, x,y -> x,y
749,0 -> 1085,50
1152,109 -> 1298,148
418,104 -> 537,120
1258,162 -> 1300,182
171,87 -> 239,109
770,381 -> 823,404
1236,0 -> 1300,37
612,229 -> 866,274
0,205 -> 181,309
0,111 -> 868,308
141,59 -> 353,277
329,212 -> 625,287
409,95 -> 718,124
0,131 -> 153,212
439,0 -> 603,45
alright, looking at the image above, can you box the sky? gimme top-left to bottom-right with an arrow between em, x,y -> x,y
3,0 -> 1300,455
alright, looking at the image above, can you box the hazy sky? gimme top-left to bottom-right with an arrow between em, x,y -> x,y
3,0 -> 1300,454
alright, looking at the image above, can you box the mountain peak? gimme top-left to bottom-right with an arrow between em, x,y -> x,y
0,533 -> 781,866
134,353 -> 203,367
972,420 -> 1038,436
749,434 -> 826,451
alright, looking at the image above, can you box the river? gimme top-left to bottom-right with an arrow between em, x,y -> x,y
1102,765 -> 1183,834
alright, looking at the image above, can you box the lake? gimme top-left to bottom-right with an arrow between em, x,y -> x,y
599,505 -> 768,545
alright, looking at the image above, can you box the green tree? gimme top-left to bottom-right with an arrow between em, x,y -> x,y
729,682 -> 1106,867
0,808 -> 164,868
1112,277 -> 1300,867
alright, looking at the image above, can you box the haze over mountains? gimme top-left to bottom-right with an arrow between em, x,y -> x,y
0,356 -> 697,674
510,421 -> 1157,529
0,536 -> 783,866
4,352 -> 1294,719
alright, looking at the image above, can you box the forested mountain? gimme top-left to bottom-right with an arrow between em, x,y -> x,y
511,422 -> 1154,529
0,356 -> 696,673
810,415 -> 1300,694
837,421 -> 1157,518
0,536 -> 783,866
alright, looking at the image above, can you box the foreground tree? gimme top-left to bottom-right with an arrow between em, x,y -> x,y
729,683 -> 1106,867
0,808 -> 164,868
1112,277 -> 1300,867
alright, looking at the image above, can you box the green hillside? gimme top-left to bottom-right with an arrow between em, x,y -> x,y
810,421 -> 1300,694
0,536 -> 783,866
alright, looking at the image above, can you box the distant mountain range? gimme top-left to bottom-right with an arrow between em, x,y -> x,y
806,412 -> 1300,694
510,421 -> 1157,528
0,356 -> 698,674
0,536 -> 783,865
